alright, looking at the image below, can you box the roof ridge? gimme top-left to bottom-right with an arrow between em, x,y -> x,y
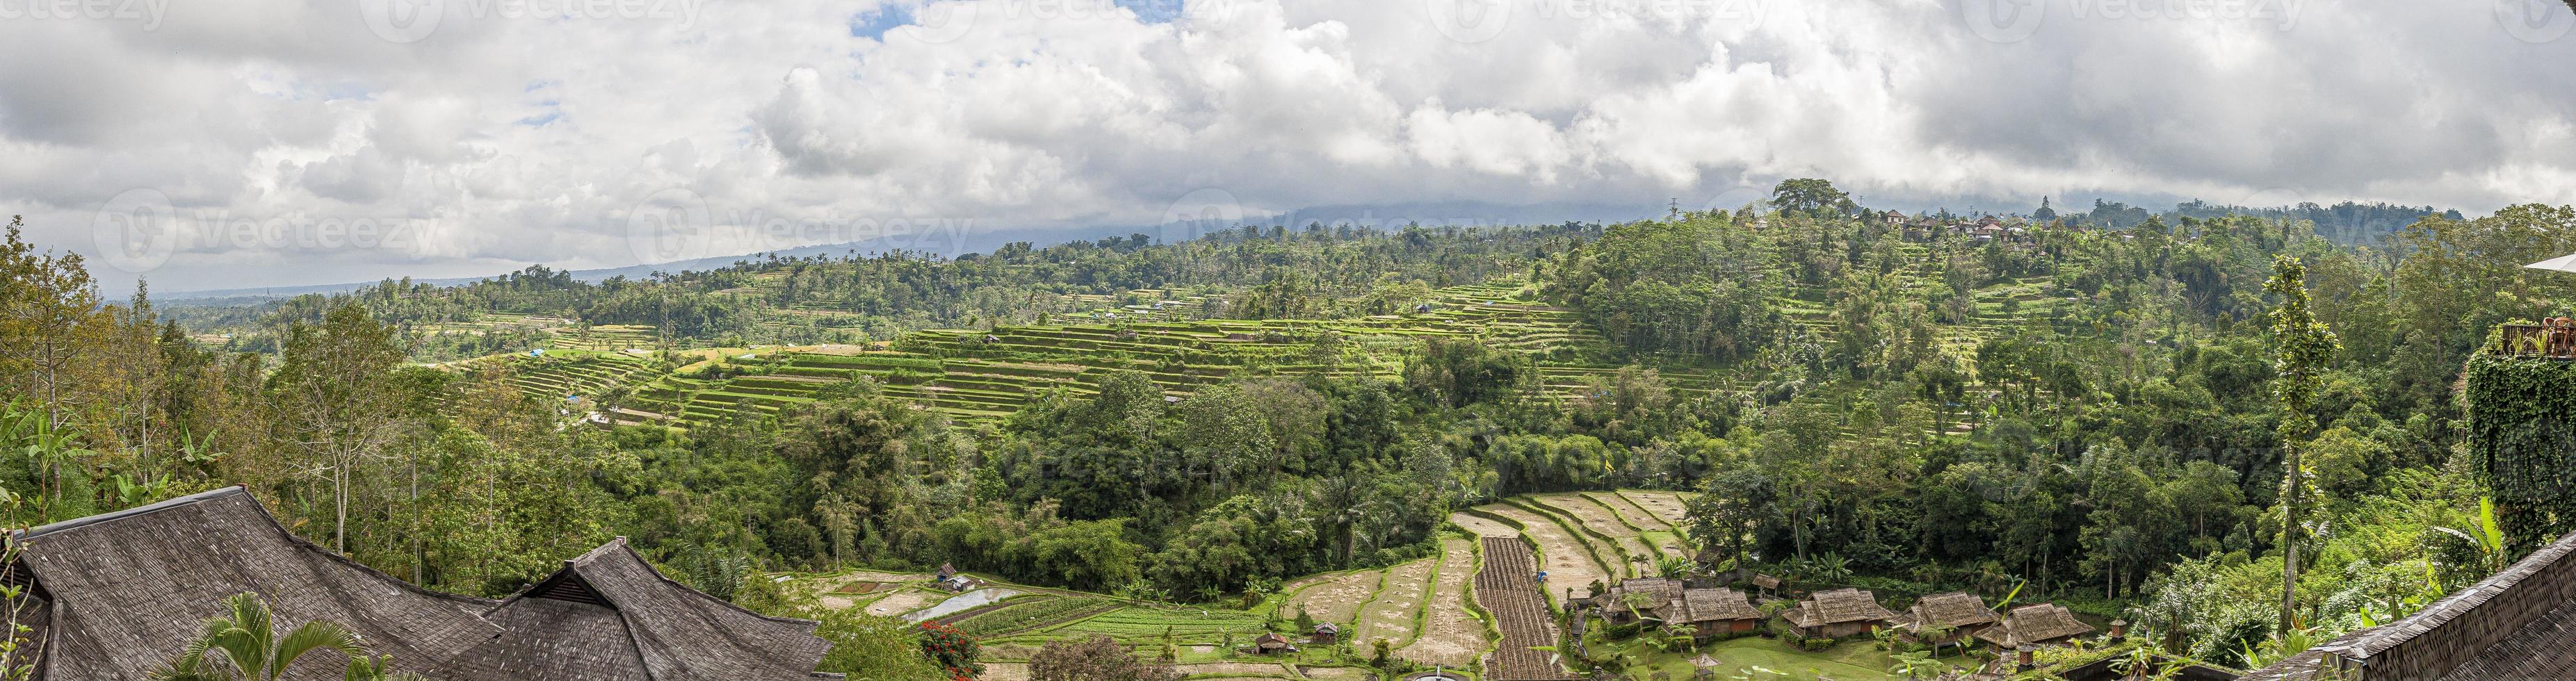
15,486 -> 246,539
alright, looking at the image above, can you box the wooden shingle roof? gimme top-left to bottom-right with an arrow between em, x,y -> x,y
1906,592 -> 1998,631
1785,588 -> 1895,627
1971,604 -> 2093,648
1667,588 -> 1759,623
11,486 -> 839,680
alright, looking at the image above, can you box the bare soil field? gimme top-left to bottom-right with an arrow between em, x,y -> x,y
1474,537 -> 1571,680
1532,494 -> 1659,576
1478,504 -> 1610,601
1284,568 -> 1382,625
1618,490 -> 1694,526
863,587 -> 943,616
1397,537 -> 1487,668
1583,491 -> 1671,532
1354,557 -> 1435,648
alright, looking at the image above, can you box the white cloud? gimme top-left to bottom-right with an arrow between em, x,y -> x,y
0,0 -> 2570,290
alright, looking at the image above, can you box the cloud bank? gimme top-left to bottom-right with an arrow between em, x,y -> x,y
2,0 -> 2570,290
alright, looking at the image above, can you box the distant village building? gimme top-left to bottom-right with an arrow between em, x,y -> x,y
6,486 -> 840,680
1249,632 -> 1298,655
1783,588 -> 1897,639
1973,603 -> 2096,650
1311,621 -> 1340,644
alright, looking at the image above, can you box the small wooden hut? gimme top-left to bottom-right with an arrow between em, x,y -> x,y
1973,603 -> 2096,650
1783,588 -> 1897,639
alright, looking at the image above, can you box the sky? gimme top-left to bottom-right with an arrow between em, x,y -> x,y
3,0 -> 2573,292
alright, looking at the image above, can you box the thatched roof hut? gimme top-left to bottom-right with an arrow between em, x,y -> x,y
8,486 -> 841,680
1904,591 -> 1999,632
1972,604 -> 2095,649
1664,588 -> 1760,625
1783,588 -> 1897,630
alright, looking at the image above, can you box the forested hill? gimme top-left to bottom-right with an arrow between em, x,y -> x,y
7,188 -> 2573,671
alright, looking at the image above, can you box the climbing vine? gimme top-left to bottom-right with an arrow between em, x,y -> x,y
2463,350 -> 2576,548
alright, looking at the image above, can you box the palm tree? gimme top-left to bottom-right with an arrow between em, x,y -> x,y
146,592 -> 414,681
1886,650 -> 1945,680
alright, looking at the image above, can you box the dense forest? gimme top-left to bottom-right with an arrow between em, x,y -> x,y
8,184 -> 2575,673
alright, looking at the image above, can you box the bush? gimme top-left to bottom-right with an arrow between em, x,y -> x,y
1798,637 -> 1836,652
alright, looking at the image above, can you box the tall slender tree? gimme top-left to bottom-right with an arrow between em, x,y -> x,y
2264,255 -> 2339,635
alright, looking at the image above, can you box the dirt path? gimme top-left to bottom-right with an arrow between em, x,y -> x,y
1479,504 -> 1610,602
1584,491 -> 1672,532
1448,511 -> 1520,537
1397,538 -> 1486,668
1354,557 -> 1434,649
1285,568 -> 1382,625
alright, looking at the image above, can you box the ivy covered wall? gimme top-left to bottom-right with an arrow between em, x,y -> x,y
2464,352 -> 2576,548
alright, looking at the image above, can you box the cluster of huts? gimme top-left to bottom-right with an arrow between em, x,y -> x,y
1588,576 -> 2100,653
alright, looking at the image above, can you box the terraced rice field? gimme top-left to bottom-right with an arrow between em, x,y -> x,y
1396,538 -> 1485,668
1449,511 -> 1520,537
1352,558 -> 1434,648
1582,491 -> 1671,532
1032,605 -> 1270,646
1283,569 -> 1382,625
1475,537 -> 1572,681
1530,494 -> 1660,575
1477,504 -> 1610,602
1618,490 -> 1695,526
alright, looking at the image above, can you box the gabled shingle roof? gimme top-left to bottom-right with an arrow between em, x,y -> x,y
12,486 -> 838,680
1785,588 -> 1895,627
1666,588 -> 1758,623
1905,592 -> 1997,631
1971,604 -> 2093,648
16,487 -> 501,681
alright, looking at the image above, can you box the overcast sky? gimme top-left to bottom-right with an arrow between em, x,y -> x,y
4,0 -> 2573,292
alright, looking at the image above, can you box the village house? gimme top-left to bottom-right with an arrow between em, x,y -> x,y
1595,577 -> 1684,625
1311,621 -> 1340,644
1249,632 -> 1299,655
1899,591 -> 2000,648
5,486 -> 841,680
1973,603 -> 2097,650
1661,587 -> 1763,638
1783,588 -> 1898,639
